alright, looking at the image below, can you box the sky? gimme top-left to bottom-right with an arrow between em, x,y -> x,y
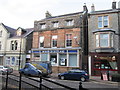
0,0 -> 120,29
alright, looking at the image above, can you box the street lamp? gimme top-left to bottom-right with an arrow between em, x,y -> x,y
18,37 -> 22,70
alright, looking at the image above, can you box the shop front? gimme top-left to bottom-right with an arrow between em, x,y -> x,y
90,53 -> 118,76
32,48 -> 81,73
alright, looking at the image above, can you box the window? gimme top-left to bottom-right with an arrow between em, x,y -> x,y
53,22 -> 59,28
98,16 -> 109,28
11,40 -> 18,50
66,34 -> 72,47
16,57 -> 19,65
6,57 -> 10,65
39,36 -> 44,47
0,41 -> 1,50
52,35 -> 57,47
0,31 -> 2,37
95,33 -> 113,48
40,23 -> 46,29
66,20 -> 74,26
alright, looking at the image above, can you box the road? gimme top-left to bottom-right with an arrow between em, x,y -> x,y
2,74 -> 119,90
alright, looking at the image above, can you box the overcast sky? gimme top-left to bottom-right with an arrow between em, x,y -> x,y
0,0 -> 120,29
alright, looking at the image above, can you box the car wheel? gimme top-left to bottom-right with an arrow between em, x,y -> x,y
80,77 -> 86,82
60,76 -> 65,80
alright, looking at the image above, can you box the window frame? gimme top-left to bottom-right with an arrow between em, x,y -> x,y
40,23 -> 46,29
65,20 -> 74,26
95,32 -> 114,48
39,36 -> 44,48
98,15 -> 109,28
52,35 -> 57,47
66,34 -> 72,47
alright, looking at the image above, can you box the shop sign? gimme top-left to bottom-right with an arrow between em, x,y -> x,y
33,50 -> 67,53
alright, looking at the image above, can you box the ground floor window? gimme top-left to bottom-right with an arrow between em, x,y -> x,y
59,54 -> 67,66
41,53 -> 48,61
50,54 -> 57,65
6,56 -> 21,66
69,54 -> 77,66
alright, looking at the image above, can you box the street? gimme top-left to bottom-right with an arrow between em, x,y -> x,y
2,74 -> 119,90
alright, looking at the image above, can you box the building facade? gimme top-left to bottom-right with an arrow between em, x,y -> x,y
88,2 -> 120,76
31,8 -> 89,73
0,23 -> 33,70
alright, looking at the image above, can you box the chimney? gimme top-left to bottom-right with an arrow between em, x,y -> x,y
91,4 -> 95,12
83,3 -> 88,12
45,11 -> 52,18
112,0 -> 116,9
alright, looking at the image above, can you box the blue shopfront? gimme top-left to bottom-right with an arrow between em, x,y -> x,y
31,48 -> 81,73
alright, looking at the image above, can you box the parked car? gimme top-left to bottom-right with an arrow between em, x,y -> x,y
19,63 -> 42,76
58,69 -> 89,82
0,66 -> 13,74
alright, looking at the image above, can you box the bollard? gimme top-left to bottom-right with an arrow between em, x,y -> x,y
19,72 -> 22,90
79,81 -> 83,90
39,75 -> 42,90
5,71 -> 8,89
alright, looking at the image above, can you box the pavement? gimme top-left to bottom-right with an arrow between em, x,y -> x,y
13,70 -> 119,85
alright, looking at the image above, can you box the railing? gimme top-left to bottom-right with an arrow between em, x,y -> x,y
2,71 -> 87,90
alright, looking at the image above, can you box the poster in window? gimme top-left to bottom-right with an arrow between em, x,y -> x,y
11,57 -> 15,65
60,58 -> 66,66
51,58 -> 56,65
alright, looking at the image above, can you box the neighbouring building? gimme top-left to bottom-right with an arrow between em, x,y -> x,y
0,23 -> 33,70
32,5 -> 88,73
88,1 -> 120,76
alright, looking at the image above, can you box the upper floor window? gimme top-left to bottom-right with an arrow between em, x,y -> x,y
0,31 -> 2,37
39,36 -> 44,48
66,34 -> 72,47
98,16 -> 109,28
66,20 -> 74,26
11,40 -> 18,50
40,23 -> 46,29
53,22 -> 59,28
95,33 -> 113,48
52,35 -> 57,47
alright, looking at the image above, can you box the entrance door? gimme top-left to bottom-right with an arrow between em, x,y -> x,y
50,54 -> 57,65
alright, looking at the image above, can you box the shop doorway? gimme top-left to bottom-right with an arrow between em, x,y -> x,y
50,54 -> 57,65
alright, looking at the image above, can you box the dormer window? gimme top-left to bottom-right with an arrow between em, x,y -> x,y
66,20 -> 74,26
17,30 -> 22,36
53,21 -> 59,28
40,23 -> 46,29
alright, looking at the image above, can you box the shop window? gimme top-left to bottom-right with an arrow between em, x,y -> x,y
69,54 -> 77,66
98,15 -> 109,28
6,57 -> 10,65
66,34 -> 72,47
16,57 -> 19,65
59,54 -> 67,66
39,36 -> 44,47
34,53 -> 40,60
11,57 -> 15,65
95,33 -> 114,48
52,35 -> 57,47
50,54 -> 57,65
41,53 -> 48,61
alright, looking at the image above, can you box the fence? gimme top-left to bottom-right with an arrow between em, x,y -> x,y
2,72 -> 87,90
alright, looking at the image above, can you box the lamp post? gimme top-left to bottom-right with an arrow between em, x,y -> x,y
18,37 -> 22,70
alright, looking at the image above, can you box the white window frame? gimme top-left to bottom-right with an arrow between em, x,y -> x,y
66,20 -> 74,26
40,23 -> 46,29
66,34 -> 72,47
95,32 -> 114,48
39,36 -> 44,48
53,22 -> 59,28
98,16 -> 109,28
52,35 -> 57,47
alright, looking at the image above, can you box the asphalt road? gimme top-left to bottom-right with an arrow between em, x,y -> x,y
2,74 -> 119,90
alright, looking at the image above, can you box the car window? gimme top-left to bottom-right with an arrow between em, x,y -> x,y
24,64 -> 29,69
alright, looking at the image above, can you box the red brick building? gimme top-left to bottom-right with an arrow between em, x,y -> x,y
31,5 -> 88,73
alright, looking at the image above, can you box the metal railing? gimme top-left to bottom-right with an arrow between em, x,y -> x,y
2,71 -> 86,90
